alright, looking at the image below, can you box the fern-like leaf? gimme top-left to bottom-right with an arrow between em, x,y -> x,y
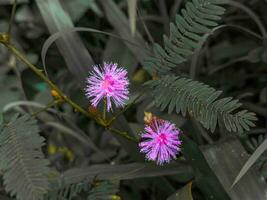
145,0 -> 226,73
146,75 -> 257,133
45,181 -> 87,200
45,179 -> 118,200
87,181 -> 119,200
0,114 -> 50,200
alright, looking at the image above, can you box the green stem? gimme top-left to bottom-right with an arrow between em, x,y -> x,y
103,99 -> 107,121
31,100 -> 60,117
108,127 -> 138,143
3,43 -> 105,126
107,92 -> 144,126
8,0 -> 17,35
0,42 -> 137,143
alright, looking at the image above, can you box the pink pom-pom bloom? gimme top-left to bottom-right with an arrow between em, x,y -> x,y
139,119 -> 182,165
85,63 -> 129,112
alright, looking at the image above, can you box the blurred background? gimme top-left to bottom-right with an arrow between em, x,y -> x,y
0,0 -> 267,199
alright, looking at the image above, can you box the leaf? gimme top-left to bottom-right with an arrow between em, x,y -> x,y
39,27 -> 142,86
45,179 -> 119,200
0,0 -> 28,4
181,135 -> 231,200
36,0 -> 94,82
103,37 -> 138,76
87,181 -> 119,200
232,137 -> 267,187
3,100 -> 58,115
45,121 -> 110,161
99,0 -> 150,66
0,113 -> 2,125
146,75 -> 257,133
62,0 -> 102,22
109,115 -> 143,161
0,75 -> 22,114
0,114 -> 50,200
61,162 -> 193,185
44,177 -> 87,200
202,138 -> 267,200
127,0 -> 138,36
145,0 -> 226,73
0,195 -> 13,200
167,182 -> 193,200
226,0 -> 267,37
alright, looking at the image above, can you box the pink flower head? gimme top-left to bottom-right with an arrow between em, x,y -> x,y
85,62 -> 129,112
139,119 -> 182,165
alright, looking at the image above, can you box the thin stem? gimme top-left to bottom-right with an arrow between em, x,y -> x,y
1,42 -> 138,143
103,99 -> 107,121
108,127 -> 138,143
227,0 -> 267,37
3,43 -> 105,126
107,92 -> 144,126
1,4 -> 139,144
209,56 -> 248,74
31,100 -> 60,117
170,0 -> 182,20
156,0 -> 169,34
8,0 -> 17,35
137,8 -> 154,44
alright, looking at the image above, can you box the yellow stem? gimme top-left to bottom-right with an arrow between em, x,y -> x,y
0,39 -> 138,143
4,43 -> 105,126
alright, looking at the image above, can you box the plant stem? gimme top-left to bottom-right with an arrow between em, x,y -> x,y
108,127 -> 138,143
3,43 -> 105,126
31,100 -> 60,117
103,99 -> 107,121
107,92 -> 144,126
0,39 -> 140,143
8,0 -> 17,35
1,42 -> 138,143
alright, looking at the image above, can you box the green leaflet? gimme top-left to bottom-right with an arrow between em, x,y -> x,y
87,181 -> 119,200
145,0 -> 226,74
44,179 -> 87,200
0,114 -> 50,200
45,179 -> 119,200
146,75 -> 257,133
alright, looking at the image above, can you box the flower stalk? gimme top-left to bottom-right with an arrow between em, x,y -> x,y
0,39 -> 136,142
103,98 -> 107,121
2,41 -> 106,126
0,1 -> 136,144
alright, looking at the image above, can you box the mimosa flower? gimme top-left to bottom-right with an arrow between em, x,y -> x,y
139,119 -> 182,165
85,62 -> 129,112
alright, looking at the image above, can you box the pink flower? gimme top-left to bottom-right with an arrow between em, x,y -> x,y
139,119 -> 182,165
85,63 -> 129,112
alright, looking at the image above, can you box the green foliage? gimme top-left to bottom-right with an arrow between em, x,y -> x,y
44,179 -> 118,200
145,0 -> 226,74
167,182 -> 193,200
232,136 -> 267,187
0,114 -> 50,200
87,181 -> 119,200
45,181 -> 88,200
0,0 -> 265,199
146,75 -> 257,133
181,135 -> 231,200
143,0 -> 252,134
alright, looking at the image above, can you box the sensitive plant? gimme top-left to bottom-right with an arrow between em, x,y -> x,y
0,0 -> 264,199
85,62 -> 129,112
139,118 -> 182,165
